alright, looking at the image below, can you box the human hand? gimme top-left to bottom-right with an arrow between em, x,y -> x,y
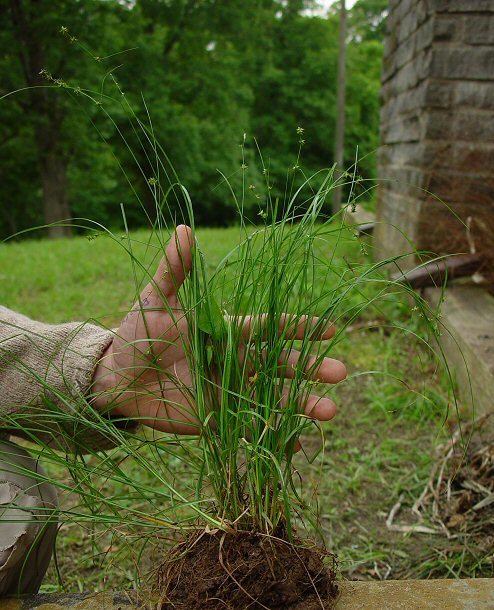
91,225 -> 346,434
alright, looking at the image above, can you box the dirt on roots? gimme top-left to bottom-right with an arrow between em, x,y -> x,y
155,529 -> 338,610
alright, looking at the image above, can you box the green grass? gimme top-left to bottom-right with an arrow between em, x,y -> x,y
2,226 -> 487,592
0,227 -> 241,325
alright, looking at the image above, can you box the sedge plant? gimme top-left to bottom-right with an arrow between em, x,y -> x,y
1,160 -> 460,591
0,44 -> 464,591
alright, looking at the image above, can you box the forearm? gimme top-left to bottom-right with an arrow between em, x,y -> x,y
0,306 -> 117,448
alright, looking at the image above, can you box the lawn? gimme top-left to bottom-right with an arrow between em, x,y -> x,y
0,226 -> 490,592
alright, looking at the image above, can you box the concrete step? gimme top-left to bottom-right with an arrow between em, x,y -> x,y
424,285 -> 494,424
2,578 -> 494,609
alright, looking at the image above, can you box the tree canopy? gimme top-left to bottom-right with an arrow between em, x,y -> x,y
0,0 -> 387,238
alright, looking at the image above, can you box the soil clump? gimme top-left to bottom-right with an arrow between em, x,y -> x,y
155,529 -> 338,609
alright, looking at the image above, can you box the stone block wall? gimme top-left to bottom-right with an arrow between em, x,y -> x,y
375,0 -> 494,268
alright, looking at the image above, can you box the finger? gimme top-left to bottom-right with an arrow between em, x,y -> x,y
303,394 -> 337,421
134,225 -> 194,310
240,314 -> 336,341
136,389 -> 201,435
153,224 -> 194,298
277,350 -> 347,384
281,391 -> 337,422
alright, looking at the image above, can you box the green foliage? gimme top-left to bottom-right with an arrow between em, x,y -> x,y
0,0 -> 386,238
348,0 -> 389,43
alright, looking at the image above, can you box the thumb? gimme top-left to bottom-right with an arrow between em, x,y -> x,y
155,225 -> 194,297
135,225 -> 194,311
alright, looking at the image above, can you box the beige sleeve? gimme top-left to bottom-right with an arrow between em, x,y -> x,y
0,306 -> 134,451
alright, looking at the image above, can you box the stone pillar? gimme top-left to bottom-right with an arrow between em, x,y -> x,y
375,0 -> 494,270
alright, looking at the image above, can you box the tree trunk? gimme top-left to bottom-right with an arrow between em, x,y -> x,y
333,0 -> 347,213
38,153 -> 72,238
9,0 -> 72,238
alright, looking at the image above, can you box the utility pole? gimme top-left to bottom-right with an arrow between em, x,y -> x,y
333,0 -> 347,212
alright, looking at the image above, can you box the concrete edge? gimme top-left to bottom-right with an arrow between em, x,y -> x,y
3,579 -> 494,609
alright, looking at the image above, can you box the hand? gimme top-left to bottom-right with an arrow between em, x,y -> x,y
91,225 -> 346,434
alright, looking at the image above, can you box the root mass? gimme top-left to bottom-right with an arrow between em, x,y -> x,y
156,530 -> 338,609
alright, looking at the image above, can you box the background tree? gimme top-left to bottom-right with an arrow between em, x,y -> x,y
0,0 -> 387,239
3,0 -> 124,236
